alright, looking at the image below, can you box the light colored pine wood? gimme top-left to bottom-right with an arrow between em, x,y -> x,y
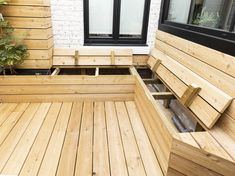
155,38 -> 235,97
171,137 -> 235,176
0,75 -> 135,85
93,102 -> 110,176
115,101 -> 146,176
176,133 -> 199,148
180,84 -> 201,107
213,114 -> 235,144
5,17 -> 52,29
0,103 -> 40,170
156,30 -> 235,78
53,56 -> 133,66
130,67 -> 178,137
168,153 -> 221,176
0,76 -> 135,103
54,48 -> 133,56
156,64 -> 220,128
130,66 -> 177,174
0,84 -> 134,95
209,124 -> 235,161
191,132 -> 233,162
151,48 -> 232,113
53,48 -> 133,66
51,68 -> 60,76
133,55 -> 149,66
135,92 -> 169,174
0,103 -> 18,126
19,103 -> 62,176
25,48 -> 53,60
0,100 -> 203,176
14,28 -> 53,40
1,5 -> 51,17
57,102 -> 83,176
0,103 -> 29,146
227,100 -> 235,120
17,59 -> 52,69
167,168 -> 186,176
105,101 -> 128,176
151,92 -> 175,100
0,94 -> 134,103
37,103 -> 72,176
126,101 -> 163,176
75,102 -> 94,176
2,103 -> 51,174
23,37 -> 54,50
8,0 -> 50,6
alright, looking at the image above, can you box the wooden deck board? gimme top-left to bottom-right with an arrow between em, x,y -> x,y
0,103 -> 18,126
20,103 -> 62,176
0,103 -> 40,171
57,102 -> 83,176
115,101 -> 147,176
2,103 -> 51,175
38,103 -> 72,176
0,101 -> 162,176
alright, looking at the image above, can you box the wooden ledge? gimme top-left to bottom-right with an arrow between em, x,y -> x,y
151,92 -> 175,100
180,84 -> 201,107
74,50 -> 79,65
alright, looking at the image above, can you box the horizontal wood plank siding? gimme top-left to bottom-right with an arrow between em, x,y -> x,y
0,75 -> 135,102
1,4 -> 53,69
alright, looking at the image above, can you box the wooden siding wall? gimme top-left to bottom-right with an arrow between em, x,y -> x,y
1,0 -> 53,69
154,30 -> 235,176
0,76 -> 135,102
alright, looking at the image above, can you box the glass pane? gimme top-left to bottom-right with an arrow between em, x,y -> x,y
89,0 -> 114,37
167,0 -> 235,32
168,0 -> 192,23
119,0 -> 145,38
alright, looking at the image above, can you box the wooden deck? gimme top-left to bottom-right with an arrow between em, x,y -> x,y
0,101 -> 163,176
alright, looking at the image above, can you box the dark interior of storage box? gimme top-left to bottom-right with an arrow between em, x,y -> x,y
58,68 -> 95,75
99,68 -> 130,75
0,69 -> 53,75
136,68 -> 153,78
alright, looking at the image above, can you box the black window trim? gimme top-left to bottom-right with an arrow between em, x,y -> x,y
158,0 -> 235,56
84,0 -> 151,46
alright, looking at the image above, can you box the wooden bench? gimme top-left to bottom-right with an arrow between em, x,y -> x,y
53,48 -> 133,66
0,34 -> 234,176
133,30 -> 235,175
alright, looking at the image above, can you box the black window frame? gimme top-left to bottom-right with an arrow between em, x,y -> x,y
84,0 -> 151,46
159,0 -> 235,56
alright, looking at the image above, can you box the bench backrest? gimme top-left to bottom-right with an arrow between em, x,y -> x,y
148,30 -> 235,130
53,48 -> 133,66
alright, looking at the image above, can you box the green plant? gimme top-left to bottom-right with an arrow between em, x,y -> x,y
0,0 -> 7,5
0,0 -> 28,75
192,7 -> 220,28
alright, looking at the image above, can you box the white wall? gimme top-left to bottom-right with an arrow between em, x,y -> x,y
51,0 -> 161,54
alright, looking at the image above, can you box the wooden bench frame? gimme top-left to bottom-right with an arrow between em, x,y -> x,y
0,30 -> 235,176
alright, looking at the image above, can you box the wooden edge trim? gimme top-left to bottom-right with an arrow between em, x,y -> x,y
152,60 -> 162,72
111,51 -> 115,65
180,84 -> 201,107
51,68 -> 60,76
151,92 -> 175,100
95,67 -> 99,76
74,50 -> 79,65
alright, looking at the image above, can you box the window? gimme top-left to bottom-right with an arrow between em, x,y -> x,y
84,0 -> 151,45
159,0 -> 235,56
